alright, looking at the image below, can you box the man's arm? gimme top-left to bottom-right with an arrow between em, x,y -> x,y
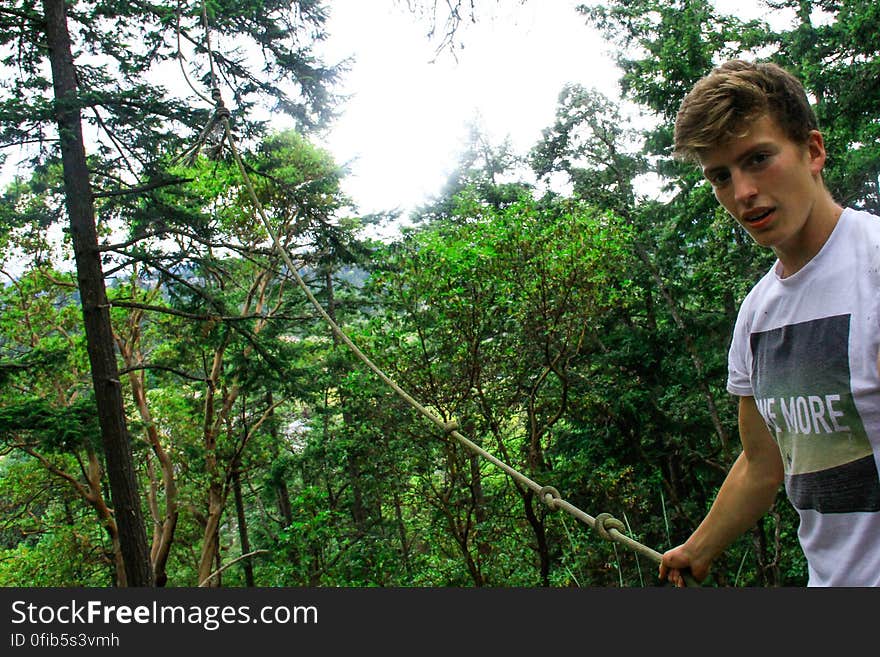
659,395 -> 784,586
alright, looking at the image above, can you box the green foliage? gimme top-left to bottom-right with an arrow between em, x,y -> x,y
0,457 -> 111,586
0,396 -> 102,453
0,530 -> 111,587
0,0 -> 343,164
2,0 -> 875,588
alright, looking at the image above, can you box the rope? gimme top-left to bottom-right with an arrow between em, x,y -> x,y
180,6 -> 697,587
211,100 -> 695,586
175,0 -> 213,105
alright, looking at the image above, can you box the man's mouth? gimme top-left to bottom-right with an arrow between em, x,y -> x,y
742,208 -> 775,228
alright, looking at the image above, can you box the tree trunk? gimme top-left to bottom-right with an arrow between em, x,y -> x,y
232,458 -> 255,586
275,478 -> 294,526
115,294 -> 178,587
196,348 -> 231,587
383,435 -> 412,578
42,0 -> 152,587
198,482 -> 226,587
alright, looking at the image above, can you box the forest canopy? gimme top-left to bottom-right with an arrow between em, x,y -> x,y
0,0 -> 878,587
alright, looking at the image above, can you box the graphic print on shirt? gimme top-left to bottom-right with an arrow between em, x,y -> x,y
750,314 -> 880,513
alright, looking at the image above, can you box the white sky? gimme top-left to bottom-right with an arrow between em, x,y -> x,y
313,0 -> 623,221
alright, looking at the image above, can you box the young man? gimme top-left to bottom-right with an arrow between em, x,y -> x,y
659,59 -> 880,587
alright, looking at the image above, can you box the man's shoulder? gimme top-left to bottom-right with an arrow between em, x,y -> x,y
845,207 -> 880,220
841,207 -> 880,234
835,207 -> 880,260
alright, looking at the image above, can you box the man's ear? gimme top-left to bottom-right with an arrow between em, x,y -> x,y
806,130 -> 827,175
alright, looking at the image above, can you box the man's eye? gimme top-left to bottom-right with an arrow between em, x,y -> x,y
709,171 -> 730,186
749,152 -> 770,166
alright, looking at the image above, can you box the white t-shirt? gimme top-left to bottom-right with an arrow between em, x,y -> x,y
727,207 -> 880,586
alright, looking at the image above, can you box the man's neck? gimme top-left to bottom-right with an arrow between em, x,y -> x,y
776,195 -> 844,278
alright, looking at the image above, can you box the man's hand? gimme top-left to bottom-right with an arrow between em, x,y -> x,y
658,397 -> 783,588
659,543 -> 710,587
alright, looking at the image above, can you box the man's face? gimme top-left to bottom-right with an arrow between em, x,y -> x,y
698,114 -> 826,255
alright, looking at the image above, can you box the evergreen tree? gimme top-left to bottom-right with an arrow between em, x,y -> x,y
0,0 -> 342,585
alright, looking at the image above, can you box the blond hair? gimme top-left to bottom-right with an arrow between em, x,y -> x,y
673,60 -> 818,162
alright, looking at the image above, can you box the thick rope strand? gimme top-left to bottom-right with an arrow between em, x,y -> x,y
214,103 -> 697,586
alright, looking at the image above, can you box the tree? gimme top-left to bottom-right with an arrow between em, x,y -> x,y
0,0 -> 342,585
0,267 -> 127,584
397,0 -> 528,58
367,183 -> 641,585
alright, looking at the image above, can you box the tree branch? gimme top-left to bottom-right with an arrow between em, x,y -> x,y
93,176 -> 194,199
117,363 -> 209,383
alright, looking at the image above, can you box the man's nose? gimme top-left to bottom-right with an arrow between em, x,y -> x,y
732,170 -> 757,205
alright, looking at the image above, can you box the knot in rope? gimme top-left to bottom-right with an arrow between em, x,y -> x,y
539,486 -> 562,511
593,512 -> 626,542
211,87 -> 231,120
